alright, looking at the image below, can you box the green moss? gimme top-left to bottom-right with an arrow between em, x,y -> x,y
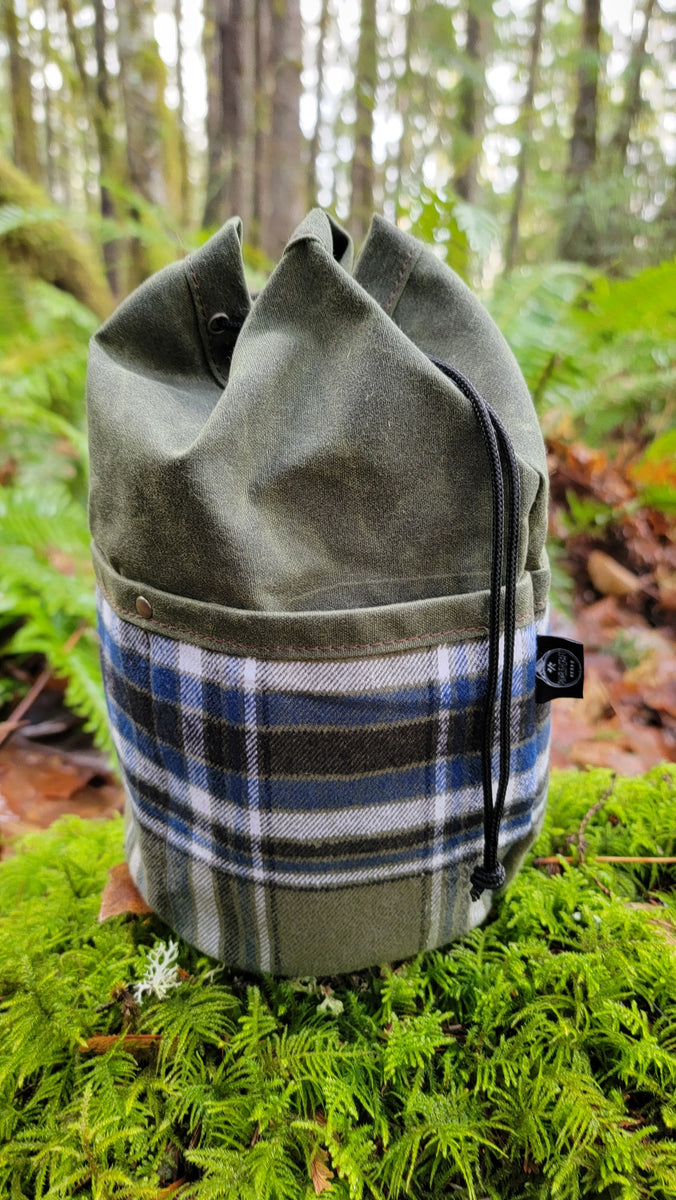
0,156 -> 113,319
1,767 -> 676,1199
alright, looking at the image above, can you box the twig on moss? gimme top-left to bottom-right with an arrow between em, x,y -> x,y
566,775 -> 616,863
533,855 -> 676,866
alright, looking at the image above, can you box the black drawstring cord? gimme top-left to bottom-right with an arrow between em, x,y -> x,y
427,355 -> 521,901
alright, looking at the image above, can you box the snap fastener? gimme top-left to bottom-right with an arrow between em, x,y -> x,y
135,596 -> 153,619
208,312 -> 230,335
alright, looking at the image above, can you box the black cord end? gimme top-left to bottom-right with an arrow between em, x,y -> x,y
470,861 -> 506,901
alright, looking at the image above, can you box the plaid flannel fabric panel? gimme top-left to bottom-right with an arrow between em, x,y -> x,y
97,591 -> 551,976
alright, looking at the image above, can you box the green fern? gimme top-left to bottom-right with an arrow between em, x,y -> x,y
489,258 -> 676,450
1,768 -> 676,1199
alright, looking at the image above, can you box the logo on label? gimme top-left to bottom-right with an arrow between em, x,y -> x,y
536,647 -> 583,690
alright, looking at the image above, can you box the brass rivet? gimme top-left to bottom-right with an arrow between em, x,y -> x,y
135,596 -> 153,619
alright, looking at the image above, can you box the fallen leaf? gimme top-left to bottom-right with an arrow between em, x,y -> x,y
156,1181 -> 186,1198
156,1180 -> 186,1197
310,1148 -> 334,1195
46,546 -> 77,575
98,862 -> 153,921
81,1034 -> 161,1055
568,737 -> 646,776
587,551 -> 642,598
656,567 -> 676,612
0,737 -> 124,856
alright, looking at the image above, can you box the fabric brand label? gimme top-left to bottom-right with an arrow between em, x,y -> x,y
535,636 -> 584,701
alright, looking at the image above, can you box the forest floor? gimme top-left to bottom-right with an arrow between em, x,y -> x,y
0,439 -> 674,852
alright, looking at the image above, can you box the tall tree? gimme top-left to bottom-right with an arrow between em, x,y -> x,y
558,0 -> 601,261
350,0 -> 377,244
173,0 -> 190,224
393,0 -> 416,221
307,0 -> 330,210
252,0 -> 269,241
610,0 -> 654,167
39,14 -> 56,197
454,6 -> 484,203
90,0 -> 119,290
261,0 -> 304,255
2,0 -> 41,182
203,0 -> 256,230
504,0 -> 545,272
116,0 -> 169,208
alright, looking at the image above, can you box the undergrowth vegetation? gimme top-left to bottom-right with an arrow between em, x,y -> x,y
1,766 -> 676,1199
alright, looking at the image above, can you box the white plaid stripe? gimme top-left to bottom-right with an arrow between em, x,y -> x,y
427,644 -> 452,949
120,769 -> 549,890
104,707 -> 548,845
99,591 -> 550,892
243,657 -> 271,971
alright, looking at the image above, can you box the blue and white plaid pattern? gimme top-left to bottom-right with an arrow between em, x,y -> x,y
98,591 -> 550,974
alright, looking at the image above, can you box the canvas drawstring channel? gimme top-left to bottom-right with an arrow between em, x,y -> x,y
427,356 -> 522,902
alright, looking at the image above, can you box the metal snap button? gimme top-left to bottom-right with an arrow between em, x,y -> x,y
135,596 -> 153,619
208,312 -> 230,335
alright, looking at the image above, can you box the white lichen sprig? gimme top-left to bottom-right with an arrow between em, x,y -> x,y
133,939 -> 182,1005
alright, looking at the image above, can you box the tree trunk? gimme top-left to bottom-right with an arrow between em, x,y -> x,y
610,0 -> 654,166
260,0 -> 304,256
393,0 -> 415,221
566,0 -> 601,180
350,0 -> 378,245
504,0 -> 545,272
173,0 -> 190,224
252,0 -> 269,243
557,0 -> 602,261
2,0 -> 41,183
116,0 -> 168,208
92,0 -> 119,293
455,8 -> 483,203
40,18 -> 56,198
203,0 -> 256,231
307,0 -> 330,210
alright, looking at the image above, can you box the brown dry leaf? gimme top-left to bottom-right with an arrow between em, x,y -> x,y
0,741 -> 95,802
99,862 -> 153,921
578,669 -> 614,725
46,546 -> 77,575
656,566 -> 676,612
310,1149 -> 334,1195
568,737 -> 646,776
622,653 -> 676,724
155,1180 -> 186,1198
587,551 -> 642,598
81,1034 -> 161,1055
549,440 -> 634,504
625,905 -> 676,949
0,738 -> 124,856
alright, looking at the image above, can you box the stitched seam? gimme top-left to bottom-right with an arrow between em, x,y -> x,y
97,578 -> 545,654
384,248 -> 414,314
187,257 -> 209,325
186,256 -> 229,387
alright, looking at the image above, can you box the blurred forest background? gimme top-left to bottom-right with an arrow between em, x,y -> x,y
0,0 -> 675,836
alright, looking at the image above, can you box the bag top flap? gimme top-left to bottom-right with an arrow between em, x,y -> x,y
87,210 -> 547,616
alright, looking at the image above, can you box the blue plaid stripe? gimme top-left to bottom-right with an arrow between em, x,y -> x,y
99,590 -> 550,972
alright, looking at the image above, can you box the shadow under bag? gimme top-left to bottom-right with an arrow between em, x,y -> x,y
87,209 -> 551,977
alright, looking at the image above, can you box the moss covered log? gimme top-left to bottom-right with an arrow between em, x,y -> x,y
1,767 -> 676,1199
0,157 -> 113,319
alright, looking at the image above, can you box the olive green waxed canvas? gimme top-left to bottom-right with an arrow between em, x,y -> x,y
88,210 -> 552,976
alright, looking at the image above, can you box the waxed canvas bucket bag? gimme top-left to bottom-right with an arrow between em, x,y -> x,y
88,209 -> 552,977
